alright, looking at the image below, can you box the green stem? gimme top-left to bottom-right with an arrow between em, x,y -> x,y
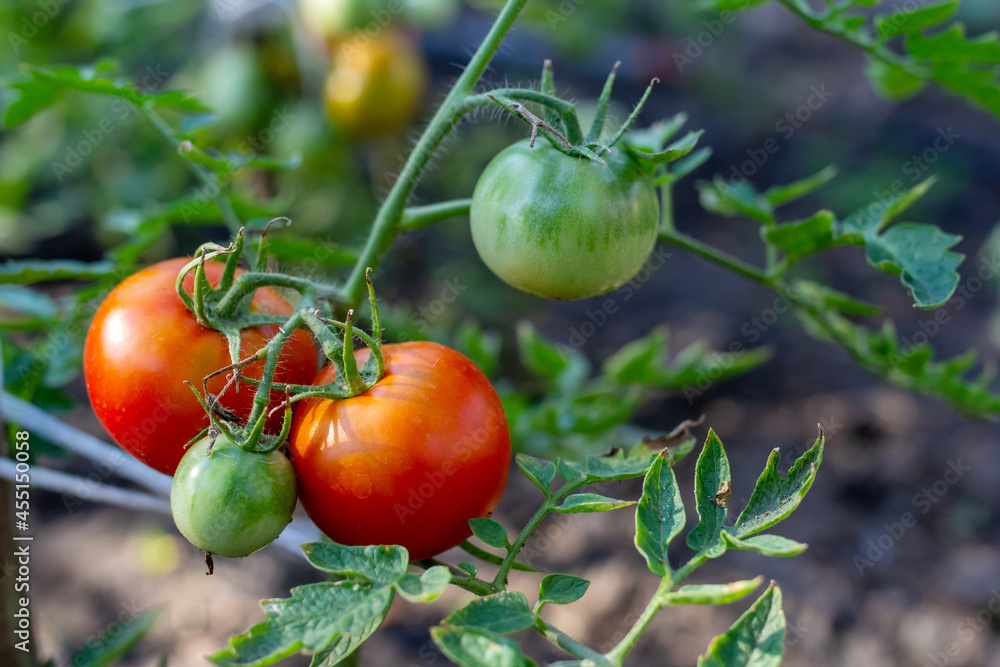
604,553 -> 708,665
215,273 -> 319,318
399,199 -> 473,232
534,616 -> 610,665
775,0 -> 927,77
413,559 -> 498,596
657,229 -> 772,287
139,107 -> 253,265
245,310 -> 304,427
491,501 -> 551,589
659,182 -> 675,232
339,0 -> 531,308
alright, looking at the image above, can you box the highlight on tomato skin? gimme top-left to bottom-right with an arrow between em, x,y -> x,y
82,257 -> 318,476
289,340 -> 512,561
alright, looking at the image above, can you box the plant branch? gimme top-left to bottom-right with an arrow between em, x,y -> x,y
338,0 -> 531,307
658,229 -> 772,286
399,199 -> 473,231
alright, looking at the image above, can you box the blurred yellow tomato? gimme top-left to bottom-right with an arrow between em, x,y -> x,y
324,30 -> 428,138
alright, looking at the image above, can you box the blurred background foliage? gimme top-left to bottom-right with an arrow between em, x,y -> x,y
2,0 -> 1000,664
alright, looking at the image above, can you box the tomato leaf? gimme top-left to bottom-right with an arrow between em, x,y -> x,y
697,584 -> 785,667
730,432 -> 824,540
865,59 -> 927,100
0,260 -> 117,284
431,626 -> 537,667
301,543 -> 408,586
875,0 -> 958,40
635,453 -> 686,576
696,179 -> 775,225
209,581 -> 394,667
662,578 -> 763,606
516,321 -> 572,379
69,607 -> 162,667
761,166 -> 839,209
515,454 -> 556,496
469,518 -> 510,549
555,493 -> 635,514
722,533 -> 808,558
685,430 -> 731,554
537,574 -> 589,607
395,566 -> 451,603
442,592 -> 535,634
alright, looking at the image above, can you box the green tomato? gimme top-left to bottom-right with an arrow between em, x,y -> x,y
469,140 -> 660,300
170,433 -> 297,558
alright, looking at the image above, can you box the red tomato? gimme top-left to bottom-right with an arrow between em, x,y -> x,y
84,257 -> 318,475
289,341 -> 511,561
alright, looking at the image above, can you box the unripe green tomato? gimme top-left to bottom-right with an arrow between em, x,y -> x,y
170,433 -> 297,558
469,140 -> 660,300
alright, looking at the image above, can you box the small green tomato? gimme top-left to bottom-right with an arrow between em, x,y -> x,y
170,433 -> 297,558
469,140 -> 660,300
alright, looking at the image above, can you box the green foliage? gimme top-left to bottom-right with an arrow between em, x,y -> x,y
215,428 -> 823,666
69,608 -> 163,667
698,0 -> 1000,119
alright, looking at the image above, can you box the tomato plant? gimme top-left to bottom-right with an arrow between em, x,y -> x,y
170,431 -> 297,558
324,29 -> 428,138
470,140 -> 660,300
289,341 -> 511,561
83,257 -> 318,475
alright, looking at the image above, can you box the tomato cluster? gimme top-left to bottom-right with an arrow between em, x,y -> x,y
85,258 -> 510,561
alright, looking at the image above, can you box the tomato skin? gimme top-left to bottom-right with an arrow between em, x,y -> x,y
289,341 -> 511,561
170,433 -> 297,558
469,140 -> 661,300
83,258 -> 318,475
323,30 -> 427,138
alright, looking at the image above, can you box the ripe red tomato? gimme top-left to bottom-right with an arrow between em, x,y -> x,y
289,341 -> 511,561
84,257 -> 318,475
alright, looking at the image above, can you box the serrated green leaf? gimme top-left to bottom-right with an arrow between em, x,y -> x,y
663,578 -> 763,606
835,179 -> 963,308
516,321 -> 570,379
3,80 -> 63,127
732,433 -> 824,539
602,328 -> 668,384
556,493 -> 635,514
865,59 -> 928,100
454,320 -> 502,377
876,1 -> 958,40
0,260 -> 117,284
209,582 -> 393,667
555,458 -> 586,483
516,454 -> 556,496
697,584 -> 785,667
722,532 -> 808,557
395,566 -> 451,603
469,518 -> 509,549
538,574 -> 589,606
634,131 -> 703,165
458,562 -> 478,577
789,280 -> 882,317
866,222 -> 964,308
432,626 -> 537,667
686,430 -> 731,553
763,210 -> 847,267
301,543 -> 408,586
666,147 -> 713,181
442,592 -> 535,634
763,166 -> 839,208
697,179 -> 774,225
906,24 -> 1000,63
70,608 -> 162,667
635,453 -> 685,576
625,114 -> 689,153
21,63 -> 209,112
580,440 -> 661,482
